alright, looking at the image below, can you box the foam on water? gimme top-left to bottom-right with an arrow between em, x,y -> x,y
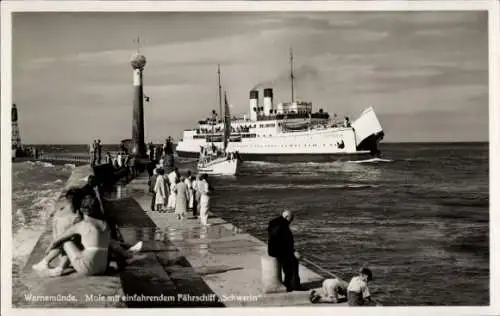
12,162 -> 71,269
35,161 -> 55,168
245,161 -> 346,168
222,183 -> 379,191
348,157 -> 394,164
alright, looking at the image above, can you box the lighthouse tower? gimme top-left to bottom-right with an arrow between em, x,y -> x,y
130,43 -> 147,158
12,104 -> 22,150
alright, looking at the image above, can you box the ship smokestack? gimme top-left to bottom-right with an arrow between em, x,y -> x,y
263,88 -> 273,115
249,90 -> 259,121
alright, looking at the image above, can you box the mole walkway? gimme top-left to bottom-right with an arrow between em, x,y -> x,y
121,172 -> 332,307
18,167 -> 346,308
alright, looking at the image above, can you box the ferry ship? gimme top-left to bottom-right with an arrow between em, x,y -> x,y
176,52 -> 385,162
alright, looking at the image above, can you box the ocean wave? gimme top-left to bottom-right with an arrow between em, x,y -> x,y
41,179 -> 63,186
12,225 -> 48,264
245,161 -> 276,166
222,183 -> 379,191
12,163 -> 69,269
246,161 -> 346,168
12,189 -> 62,264
12,189 -> 38,200
63,163 -> 76,169
35,161 -> 55,168
348,158 -> 393,164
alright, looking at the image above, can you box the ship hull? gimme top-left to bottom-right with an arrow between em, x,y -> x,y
197,157 -> 240,175
178,149 -> 374,162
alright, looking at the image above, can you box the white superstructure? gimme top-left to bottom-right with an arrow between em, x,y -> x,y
176,91 -> 384,162
177,52 -> 384,162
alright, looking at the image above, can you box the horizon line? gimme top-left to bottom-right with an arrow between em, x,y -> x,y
23,140 -> 489,146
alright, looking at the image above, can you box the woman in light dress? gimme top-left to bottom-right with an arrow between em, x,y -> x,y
154,168 -> 168,212
167,168 -> 178,211
175,176 -> 190,220
192,174 -> 201,219
198,174 -> 211,226
184,171 -> 194,210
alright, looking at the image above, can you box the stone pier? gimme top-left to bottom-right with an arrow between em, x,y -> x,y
18,169 -> 348,307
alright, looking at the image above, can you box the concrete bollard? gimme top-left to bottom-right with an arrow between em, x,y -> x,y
261,255 -> 286,293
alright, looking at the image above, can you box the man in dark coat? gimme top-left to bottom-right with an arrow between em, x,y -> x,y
149,168 -> 158,212
165,137 -> 174,168
267,210 -> 304,292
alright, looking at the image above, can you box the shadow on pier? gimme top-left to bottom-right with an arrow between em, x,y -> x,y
103,195 -> 225,307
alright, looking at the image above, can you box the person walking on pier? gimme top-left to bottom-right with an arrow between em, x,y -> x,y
154,168 -> 168,212
120,143 -> 128,156
175,176 -> 190,220
167,167 -> 178,211
128,155 -> 137,178
149,168 -> 158,212
89,140 -> 96,166
198,174 -> 211,226
165,137 -> 175,168
192,174 -> 201,219
184,171 -> 194,210
105,152 -> 113,165
116,152 -> 123,168
155,145 -> 162,162
148,142 -> 155,161
267,210 -> 305,292
96,139 -> 102,165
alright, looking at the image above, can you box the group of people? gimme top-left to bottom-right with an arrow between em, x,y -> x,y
148,167 -> 212,226
147,137 -> 174,168
198,144 -> 240,166
108,151 -> 138,176
195,125 -> 251,135
267,210 -> 378,306
89,139 -> 103,166
88,139 -> 135,173
198,144 -> 222,165
32,176 -> 144,277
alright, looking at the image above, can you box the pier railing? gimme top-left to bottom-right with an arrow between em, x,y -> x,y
37,154 -> 92,166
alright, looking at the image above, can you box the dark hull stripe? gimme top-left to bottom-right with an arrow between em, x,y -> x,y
176,150 -> 375,162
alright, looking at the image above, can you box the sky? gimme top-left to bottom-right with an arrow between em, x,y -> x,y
12,11 -> 488,144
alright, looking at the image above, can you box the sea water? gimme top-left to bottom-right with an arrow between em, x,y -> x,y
11,161 -> 75,306
11,142 -> 489,306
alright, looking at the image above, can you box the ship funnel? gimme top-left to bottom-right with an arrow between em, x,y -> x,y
264,88 -> 273,115
249,90 -> 258,121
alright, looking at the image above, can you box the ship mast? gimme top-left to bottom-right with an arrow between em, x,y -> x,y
217,64 -> 223,122
290,48 -> 295,103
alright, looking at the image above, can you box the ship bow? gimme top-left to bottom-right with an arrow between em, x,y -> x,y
351,107 -> 384,156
